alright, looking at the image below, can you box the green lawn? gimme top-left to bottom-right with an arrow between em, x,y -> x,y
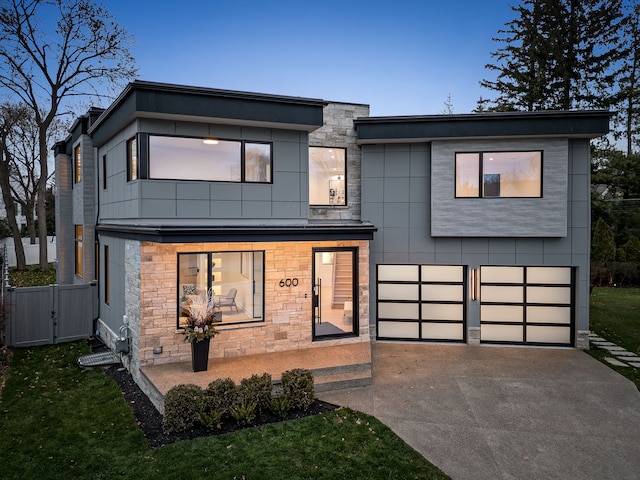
589,287 -> 640,390
0,343 -> 450,480
8,263 -> 57,287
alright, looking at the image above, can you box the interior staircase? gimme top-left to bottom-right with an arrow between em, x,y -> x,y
331,251 -> 352,308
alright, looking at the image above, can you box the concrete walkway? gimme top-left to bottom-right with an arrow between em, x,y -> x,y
317,342 -> 640,480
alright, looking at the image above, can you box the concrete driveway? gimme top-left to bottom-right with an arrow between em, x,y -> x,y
317,343 -> 640,480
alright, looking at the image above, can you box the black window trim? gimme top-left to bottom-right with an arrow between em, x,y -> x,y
454,149 -> 544,199
146,134 -> 274,184
176,250 -> 266,330
309,145 -> 348,207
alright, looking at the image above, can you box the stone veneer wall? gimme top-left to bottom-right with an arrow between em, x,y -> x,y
125,239 -> 369,368
308,102 -> 369,222
123,239 -> 141,373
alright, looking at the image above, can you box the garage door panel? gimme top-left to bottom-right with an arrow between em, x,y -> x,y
527,286 -> 571,304
481,305 -> 523,323
378,302 -> 419,320
527,267 -> 572,285
481,324 -> 523,342
481,285 -> 523,303
527,326 -> 571,344
378,321 -> 419,339
422,265 -> 463,282
422,303 -> 463,321
527,306 -> 571,324
378,283 -> 419,301
378,265 -> 419,282
481,266 -> 523,283
422,323 -> 464,340
422,284 -> 463,302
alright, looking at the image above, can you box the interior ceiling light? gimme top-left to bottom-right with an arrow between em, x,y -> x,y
203,139 -> 219,145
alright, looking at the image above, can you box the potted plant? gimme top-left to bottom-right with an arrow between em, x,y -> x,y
183,290 -> 222,372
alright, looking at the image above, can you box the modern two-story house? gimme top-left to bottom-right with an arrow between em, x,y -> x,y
55,80 -> 611,410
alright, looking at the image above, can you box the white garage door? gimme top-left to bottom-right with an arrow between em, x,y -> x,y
377,264 -> 466,342
480,266 -> 574,346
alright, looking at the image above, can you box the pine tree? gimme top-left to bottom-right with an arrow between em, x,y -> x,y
481,0 -> 626,111
592,218 -> 617,262
612,2 -> 640,155
624,235 -> 640,262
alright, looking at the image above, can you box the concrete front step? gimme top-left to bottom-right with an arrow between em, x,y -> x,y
311,362 -> 373,392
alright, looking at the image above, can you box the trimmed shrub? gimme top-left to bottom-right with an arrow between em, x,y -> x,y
200,409 -> 224,430
205,377 -> 238,414
281,368 -> 314,412
269,395 -> 291,419
163,384 -> 204,433
230,400 -> 257,426
240,373 -> 272,412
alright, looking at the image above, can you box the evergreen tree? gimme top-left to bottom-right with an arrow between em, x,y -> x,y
624,234 -> 640,262
592,218 -> 617,262
481,0 -> 626,111
612,2 -> 640,155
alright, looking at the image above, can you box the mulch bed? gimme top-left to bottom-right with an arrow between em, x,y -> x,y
104,365 -> 339,448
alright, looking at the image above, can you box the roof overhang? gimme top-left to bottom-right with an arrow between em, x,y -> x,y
89,80 -> 328,146
355,110 -> 613,144
95,223 -> 377,243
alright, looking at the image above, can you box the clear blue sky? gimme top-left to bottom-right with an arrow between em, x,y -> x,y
108,0 -> 515,116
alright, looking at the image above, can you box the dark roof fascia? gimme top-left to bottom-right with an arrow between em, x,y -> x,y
95,223 -> 377,243
89,80 -> 328,146
354,110 -> 614,144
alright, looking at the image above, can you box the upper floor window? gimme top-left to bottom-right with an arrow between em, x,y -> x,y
309,147 -> 346,206
74,144 -> 81,183
149,135 -> 272,183
455,151 -> 542,198
127,137 -> 138,181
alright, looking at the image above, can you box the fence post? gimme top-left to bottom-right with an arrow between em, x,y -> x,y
50,284 -> 57,344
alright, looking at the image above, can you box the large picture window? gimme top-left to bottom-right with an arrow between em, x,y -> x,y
149,136 -> 272,183
309,147 -> 346,206
177,251 -> 264,328
455,151 -> 542,198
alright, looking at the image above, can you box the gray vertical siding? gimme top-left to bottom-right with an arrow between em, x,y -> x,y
362,138 -> 591,336
97,120 -> 310,225
98,235 -> 126,334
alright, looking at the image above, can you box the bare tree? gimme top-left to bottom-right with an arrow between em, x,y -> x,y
0,103 -> 29,270
0,0 -> 137,270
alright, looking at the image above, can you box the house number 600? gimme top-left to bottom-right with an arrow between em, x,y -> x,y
279,278 -> 299,287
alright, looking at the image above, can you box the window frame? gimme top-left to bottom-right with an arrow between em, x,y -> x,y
74,144 -> 82,184
311,246 -> 359,341
454,150 -> 543,199
147,135 -> 273,184
127,136 -> 138,182
309,146 -> 347,206
176,250 -> 266,329
74,225 -> 83,278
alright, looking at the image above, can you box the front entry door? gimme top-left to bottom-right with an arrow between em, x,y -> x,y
312,248 -> 358,339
